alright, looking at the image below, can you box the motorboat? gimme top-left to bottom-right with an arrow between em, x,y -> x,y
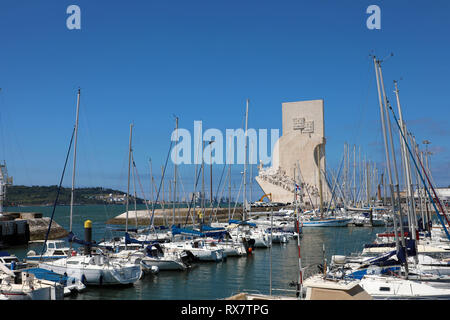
0,264 -> 64,300
162,239 -> 224,262
26,240 -> 75,263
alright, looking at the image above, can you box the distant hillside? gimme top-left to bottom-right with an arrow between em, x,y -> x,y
4,185 -> 144,206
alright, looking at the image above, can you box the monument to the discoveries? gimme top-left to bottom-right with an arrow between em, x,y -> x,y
255,99 -> 331,207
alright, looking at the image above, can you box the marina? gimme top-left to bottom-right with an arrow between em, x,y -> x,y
2,204 -> 388,300
0,1 -> 449,307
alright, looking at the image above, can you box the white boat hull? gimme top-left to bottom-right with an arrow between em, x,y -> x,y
359,275 -> 450,299
140,257 -> 187,271
39,259 -> 142,286
301,218 -> 351,227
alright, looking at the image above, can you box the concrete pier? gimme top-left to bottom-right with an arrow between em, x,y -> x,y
106,206 -> 285,226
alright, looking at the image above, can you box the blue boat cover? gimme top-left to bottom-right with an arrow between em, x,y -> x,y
26,268 -> 69,285
171,226 -> 205,237
124,232 -> 158,245
228,220 -> 257,227
171,226 -> 228,239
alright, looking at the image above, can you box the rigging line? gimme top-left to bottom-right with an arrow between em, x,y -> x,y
296,161 -> 314,210
231,171 -> 244,220
328,165 -> 348,209
176,167 -> 194,225
131,153 -> 138,229
40,127 -> 76,260
386,104 -> 450,240
148,139 -> 173,230
324,153 -> 345,214
148,158 -> 155,213
176,168 -> 198,224
183,161 -> 203,227
214,163 -> 227,201
132,153 -> 151,225
212,165 -> 230,222
208,161 -> 227,222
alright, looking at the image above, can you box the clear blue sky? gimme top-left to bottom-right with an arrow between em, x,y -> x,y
0,0 -> 449,201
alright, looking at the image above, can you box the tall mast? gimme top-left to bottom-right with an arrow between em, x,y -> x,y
372,57 -> 400,250
69,88 -> 81,233
161,165 -> 167,225
0,162 -> 9,214
249,141 -> 253,215
209,140 -> 214,222
317,144 -> 324,218
131,153 -> 138,229
394,81 -> 417,238
366,161 -> 370,207
353,145 -> 356,205
243,99 -> 249,221
294,167 -> 303,299
378,62 -> 410,251
173,117 -> 178,226
149,158 -> 155,212
228,136 -> 232,221
125,123 -> 133,233
201,140 -> 205,224
412,137 -> 426,231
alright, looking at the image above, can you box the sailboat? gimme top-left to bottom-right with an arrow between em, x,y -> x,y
104,121 -> 202,270
101,232 -> 193,271
38,89 -> 142,286
329,56 -> 450,299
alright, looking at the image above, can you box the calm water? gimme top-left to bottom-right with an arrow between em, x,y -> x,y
5,205 -> 384,300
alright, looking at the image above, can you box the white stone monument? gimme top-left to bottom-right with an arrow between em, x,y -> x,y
255,99 -> 331,207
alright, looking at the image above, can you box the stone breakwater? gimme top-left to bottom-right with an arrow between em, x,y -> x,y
106,206 -> 286,226
0,212 -> 68,241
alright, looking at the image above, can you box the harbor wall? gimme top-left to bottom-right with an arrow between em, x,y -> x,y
106,206 -> 285,226
0,212 -> 68,247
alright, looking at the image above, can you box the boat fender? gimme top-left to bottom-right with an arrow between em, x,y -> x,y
81,274 -> 87,285
99,275 -> 103,286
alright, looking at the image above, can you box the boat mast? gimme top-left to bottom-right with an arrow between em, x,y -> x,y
69,88 -> 81,233
173,117 -> 178,226
394,81 -> 417,239
294,167 -> 303,299
366,161 -> 370,207
249,141 -> 253,215
228,136 -> 232,221
316,144 -> 324,218
125,123 -> 133,233
201,140 -> 205,225
378,62 -> 411,253
372,57 -> 400,251
149,158 -> 155,212
243,99 -> 249,221
131,152 -> 138,229
209,139 -> 214,222
353,145 -> 356,205
161,165 -> 166,225
412,136 -> 426,231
